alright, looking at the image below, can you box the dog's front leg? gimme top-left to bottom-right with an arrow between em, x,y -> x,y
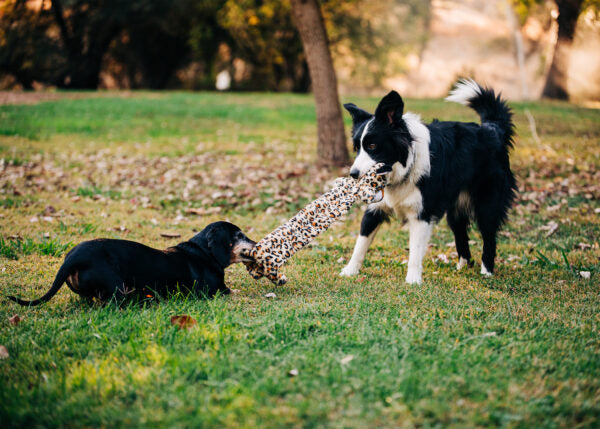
405,218 -> 433,284
340,207 -> 387,276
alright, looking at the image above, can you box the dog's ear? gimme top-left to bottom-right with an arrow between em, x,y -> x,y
343,103 -> 372,124
207,227 -> 232,268
375,91 -> 404,127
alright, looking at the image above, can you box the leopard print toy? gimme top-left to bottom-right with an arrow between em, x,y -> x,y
241,163 -> 388,285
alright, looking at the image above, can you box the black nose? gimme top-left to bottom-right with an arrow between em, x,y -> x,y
349,169 -> 360,179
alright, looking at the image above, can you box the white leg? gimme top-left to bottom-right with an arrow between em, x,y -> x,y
457,257 -> 469,270
405,219 -> 433,284
480,263 -> 492,276
340,225 -> 381,276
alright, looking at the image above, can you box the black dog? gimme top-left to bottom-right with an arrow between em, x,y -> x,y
8,221 -> 255,306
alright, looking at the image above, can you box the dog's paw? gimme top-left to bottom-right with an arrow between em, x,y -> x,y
480,263 -> 493,277
405,270 -> 422,285
456,257 -> 468,271
340,264 -> 360,277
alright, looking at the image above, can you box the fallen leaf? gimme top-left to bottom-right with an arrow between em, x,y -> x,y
340,355 -> 354,365
0,345 -> 8,359
43,205 -> 56,216
436,254 -> 449,264
185,208 -> 206,216
288,368 -> 299,377
170,315 -> 197,330
264,292 -> 277,299
539,221 -> 559,237
8,314 -> 21,326
580,271 -> 591,279
160,232 -> 181,239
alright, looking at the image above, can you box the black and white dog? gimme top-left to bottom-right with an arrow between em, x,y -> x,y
340,79 -> 516,284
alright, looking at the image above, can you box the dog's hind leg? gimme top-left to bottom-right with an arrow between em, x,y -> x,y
78,266 -> 128,302
447,210 -> 473,270
474,203 -> 501,276
340,208 -> 388,277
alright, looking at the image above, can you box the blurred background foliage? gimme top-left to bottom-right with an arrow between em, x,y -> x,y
0,0 -> 598,100
0,0 -> 430,91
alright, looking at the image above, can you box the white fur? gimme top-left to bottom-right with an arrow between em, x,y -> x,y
457,257 -> 468,270
445,79 -> 481,105
481,263 -> 492,276
350,147 -> 376,176
349,119 -> 376,176
341,111 -> 434,283
401,113 -> 431,184
405,219 -> 433,284
340,224 -> 381,276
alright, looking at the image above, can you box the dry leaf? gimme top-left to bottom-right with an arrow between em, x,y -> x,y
436,254 -> 449,264
0,345 -> 8,359
160,232 -> 181,239
8,314 -> 21,326
43,205 -> 56,216
340,355 -> 354,365
580,271 -> 591,279
185,208 -> 206,216
288,368 -> 299,377
170,315 -> 197,330
264,292 -> 277,299
539,221 -> 559,237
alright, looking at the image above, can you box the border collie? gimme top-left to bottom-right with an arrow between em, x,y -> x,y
340,79 -> 516,284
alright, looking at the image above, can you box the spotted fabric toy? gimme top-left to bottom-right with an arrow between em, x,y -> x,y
241,163 -> 388,285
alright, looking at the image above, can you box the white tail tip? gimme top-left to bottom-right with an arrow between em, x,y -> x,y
445,79 -> 481,105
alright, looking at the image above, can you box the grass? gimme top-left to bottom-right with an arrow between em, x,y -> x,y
1,91 -> 599,427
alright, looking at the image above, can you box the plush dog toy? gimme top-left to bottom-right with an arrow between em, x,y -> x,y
241,163 -> 388,285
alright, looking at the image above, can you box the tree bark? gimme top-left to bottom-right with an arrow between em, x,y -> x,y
290,0 -> 349,167
542,0 -> 584,100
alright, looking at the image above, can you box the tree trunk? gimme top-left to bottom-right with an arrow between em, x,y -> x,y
290,0 -> 349,167
504,0 -> 529,99
542,0 -> 584,100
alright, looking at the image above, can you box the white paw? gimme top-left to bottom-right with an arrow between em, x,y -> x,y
457,257 -> 468,271
405,270 -> 422,284
480,263 -> 493,276
340,264 -> 360,277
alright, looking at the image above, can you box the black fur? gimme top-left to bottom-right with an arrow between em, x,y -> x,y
360,208 -> 389,237
7,221 -> 255,306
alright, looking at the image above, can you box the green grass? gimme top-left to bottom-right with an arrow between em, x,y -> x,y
1,92 -> 599,427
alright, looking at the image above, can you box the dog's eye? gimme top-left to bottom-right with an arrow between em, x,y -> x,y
367,143 -> 377,150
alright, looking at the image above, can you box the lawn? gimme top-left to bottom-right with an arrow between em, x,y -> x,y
0,91 -> 599,428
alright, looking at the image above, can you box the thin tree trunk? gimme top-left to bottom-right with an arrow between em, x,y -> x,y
504,0 -> 529,99
290,0 -> 349,167
542,0 -> 584,100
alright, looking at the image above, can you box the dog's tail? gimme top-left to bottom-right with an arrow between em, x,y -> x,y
446,78 -> 515,149
7,260 -> 72,306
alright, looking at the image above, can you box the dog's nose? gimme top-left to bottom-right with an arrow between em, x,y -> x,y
349,169 -> 360,179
